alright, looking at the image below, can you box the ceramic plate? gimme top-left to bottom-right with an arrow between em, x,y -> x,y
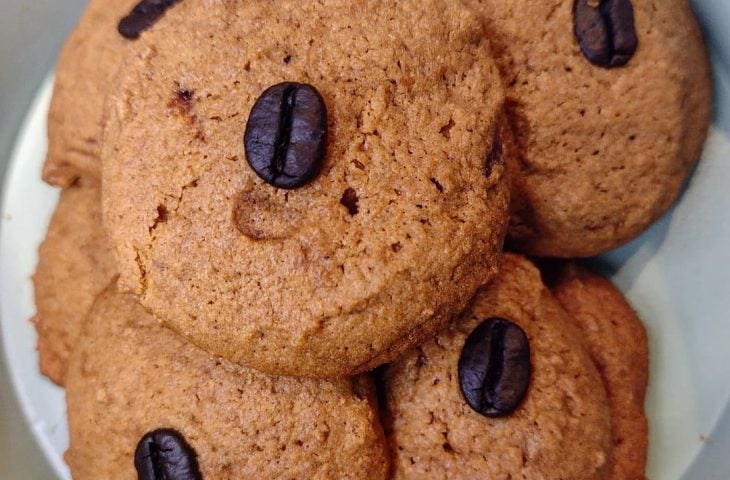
2,2 -> 730,477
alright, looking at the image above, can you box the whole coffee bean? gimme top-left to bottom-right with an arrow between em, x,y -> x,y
458,318 -> 531,417
573,0 -> 638,68
244,82 -> 327,189
118,0 -> 180,40
134,428 -> 202,480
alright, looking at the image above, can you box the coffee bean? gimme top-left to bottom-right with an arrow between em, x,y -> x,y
134,429 -> 202,480
458,318 -> 531,417
244,82 -> 327,189
573,0 -> 638,68
118,0 -> 180,40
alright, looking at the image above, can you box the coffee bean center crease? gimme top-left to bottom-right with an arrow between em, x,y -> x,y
134,429 -> 202,480
244,82 -> 327,189
574,0 -> 638,68
458,318 -> 532,417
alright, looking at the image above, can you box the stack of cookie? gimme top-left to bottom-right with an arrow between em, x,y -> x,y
32,0 -> 711,478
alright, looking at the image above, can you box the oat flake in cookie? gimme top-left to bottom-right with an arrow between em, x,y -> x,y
65,290 -> 389,480
467,0 -> 712,257
383,255 -> 613,479
102,0 -> 510,377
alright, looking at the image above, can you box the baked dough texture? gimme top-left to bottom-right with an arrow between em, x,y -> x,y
383,254 -> 613,479
44,0 -> 139,186
32,184 -> 117,385
65,289 -> 389,480
468,0 -> 712,257
102,0 -> 510,377
550,262 -> 650,480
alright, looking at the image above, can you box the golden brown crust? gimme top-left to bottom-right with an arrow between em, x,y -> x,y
65,289 -> 389,479
43,0 -> 139,187
467,0 -> 712,257
31,185 -> 117,385
551,263 -> 649,480
102,0 -> 510,377
383,254 -> 612,479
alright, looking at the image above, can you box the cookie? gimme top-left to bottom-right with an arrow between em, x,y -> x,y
43,0 -> 152,187
550,263 -> 649,480
31,184 -> 117,385
101,0 -> 510,377
466,0 -> 712,257
65,289 -> 389,479
382,254 -> 613,479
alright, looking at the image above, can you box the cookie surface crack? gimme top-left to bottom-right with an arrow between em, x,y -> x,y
141,177 -> 200,298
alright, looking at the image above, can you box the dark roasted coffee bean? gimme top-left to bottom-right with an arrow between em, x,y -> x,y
573,0 -> 638,68
134,429 -> 202,480
458,318 -> 531,417
244,82 -> 327,189
118,0 -> 180,40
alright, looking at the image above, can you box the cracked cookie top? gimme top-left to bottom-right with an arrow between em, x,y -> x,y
101,0 -> 510,377
382,254 -> 613,479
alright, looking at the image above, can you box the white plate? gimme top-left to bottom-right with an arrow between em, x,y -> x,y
3,5 -> 730,477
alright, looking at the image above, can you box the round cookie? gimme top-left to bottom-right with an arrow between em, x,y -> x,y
43,0 -> 154,187
102,0 -> 510,377
549,263 -> 649,480
466,0 -> 712,257
65,289 -> 389,479
382,254 -> 613,479
31,184 -> 117,385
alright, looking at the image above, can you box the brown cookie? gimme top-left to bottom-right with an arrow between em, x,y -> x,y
383,254 -> 613,479
65,289 -> 389,479
467,0 -> 712,257
43,0 -> 143,187
31,185 -> 117,385
550,263 -> 649,480
101,0 -> 510,377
